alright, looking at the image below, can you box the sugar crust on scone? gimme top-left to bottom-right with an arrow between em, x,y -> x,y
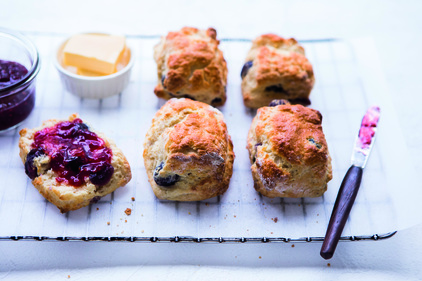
241,34 -> 315,108
18,114 -> 132,213
154,27 -> 228,106
143,98 -> 234,201
247,104 -> 332,198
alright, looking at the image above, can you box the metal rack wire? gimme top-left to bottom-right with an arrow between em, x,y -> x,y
0,34 -> 397,243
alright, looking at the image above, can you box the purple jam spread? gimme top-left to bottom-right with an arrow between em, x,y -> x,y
0,59 -> 34,131
0,60 -> 28,89
358,106 -> 380,149
29,118 -> 114,187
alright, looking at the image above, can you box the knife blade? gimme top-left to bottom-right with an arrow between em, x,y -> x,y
320,106 -> 380,260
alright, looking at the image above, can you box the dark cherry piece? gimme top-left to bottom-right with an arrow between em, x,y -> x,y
153,162 -> 180,187
90,196 -> 102,204
268,99 -> 290,107
24,147 -> 46,180
288,98 -> 311,106
211,97 -> 222,105
241,61 -> 253,79
161,75 -> 166,87
268,98 -> 311,107
168,92 -> 196,101
76,122 -> 89,131
31,118 -> 113,187
88,162 -> 114,186
252,142 -> 262,163
308,138 -> 322,149
265,84 -> 286,93
180,95 -> 196,101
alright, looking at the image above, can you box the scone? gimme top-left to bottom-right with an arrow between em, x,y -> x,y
19,114 -> 132,213
241,34 -> 315,108
153,27 -> 228,106
247,100 -> 332,198
143,98 -> 234,201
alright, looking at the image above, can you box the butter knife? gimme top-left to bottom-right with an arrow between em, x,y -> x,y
320,106 -> 381,260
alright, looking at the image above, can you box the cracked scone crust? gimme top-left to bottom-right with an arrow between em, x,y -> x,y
18,114 -> 132,213
241,34 -> 315,108
154,27 -> 228,106
247,104 -> 332,197
143,98 -> 234,201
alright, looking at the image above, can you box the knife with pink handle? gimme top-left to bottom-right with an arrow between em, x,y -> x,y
320,106 -> 380,260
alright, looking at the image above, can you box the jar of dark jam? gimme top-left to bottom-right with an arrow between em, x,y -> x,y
0,28 -> 40,132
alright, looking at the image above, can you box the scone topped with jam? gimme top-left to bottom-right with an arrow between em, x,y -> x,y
241,34 -> 315,108
153,27 -> 228,106
143,98 -> 234,201
19,114 -> 131,213
247,100 -> 332,198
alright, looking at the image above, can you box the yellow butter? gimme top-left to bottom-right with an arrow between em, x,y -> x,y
76,68 -> 106,77
63,34 -> 126,75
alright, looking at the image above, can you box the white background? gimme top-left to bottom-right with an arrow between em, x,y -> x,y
1,0 -> 422,280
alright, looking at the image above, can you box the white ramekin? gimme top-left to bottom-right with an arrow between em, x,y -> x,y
54,35 -> 134,99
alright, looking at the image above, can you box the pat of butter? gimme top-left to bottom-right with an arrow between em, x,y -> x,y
63,34 -> 126,75
76,68 -> 106,77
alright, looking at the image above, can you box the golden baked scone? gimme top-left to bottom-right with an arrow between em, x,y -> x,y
153,27 -> 228,106
241,34 -> 315,108
143,98 -> 234,201
247,100 -> 332,198
19,114 -> 132,213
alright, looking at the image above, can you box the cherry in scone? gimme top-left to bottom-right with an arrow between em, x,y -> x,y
251,142 -> 262,163
18,114 -> 132,213
241,34 -> 315,108
240,61 -> 253,79
246,103 -> 332,198
265,84 -> 286,93
161,75 -> 166,87
143,98 -> 234,201
153,162 -> 180,187
268,99 -> 290,107
24,147 -> 46,180
153,27 -> 228,106
308,137 -> 322,149
211,97 -> 222,105
168,92 -> 197,101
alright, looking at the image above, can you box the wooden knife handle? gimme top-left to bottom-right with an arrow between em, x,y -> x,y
320,165 -> 363,260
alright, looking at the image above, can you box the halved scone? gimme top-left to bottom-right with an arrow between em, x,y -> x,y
19,114 -> 132,213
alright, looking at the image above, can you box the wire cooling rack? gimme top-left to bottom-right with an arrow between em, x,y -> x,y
0,33 -> 400,243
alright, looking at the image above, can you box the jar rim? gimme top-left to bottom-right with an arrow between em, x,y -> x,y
0,28 -> 40,96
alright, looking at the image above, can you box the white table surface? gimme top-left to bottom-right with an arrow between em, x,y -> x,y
1,0 -> 422,280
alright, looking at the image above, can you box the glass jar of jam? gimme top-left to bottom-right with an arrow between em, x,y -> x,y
0,28 -> 40,132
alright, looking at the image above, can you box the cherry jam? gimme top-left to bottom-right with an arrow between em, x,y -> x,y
0,60 -> 28,88
29,118 -> 114,187
358,106 -> 380,149
0,60 -> 35,131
